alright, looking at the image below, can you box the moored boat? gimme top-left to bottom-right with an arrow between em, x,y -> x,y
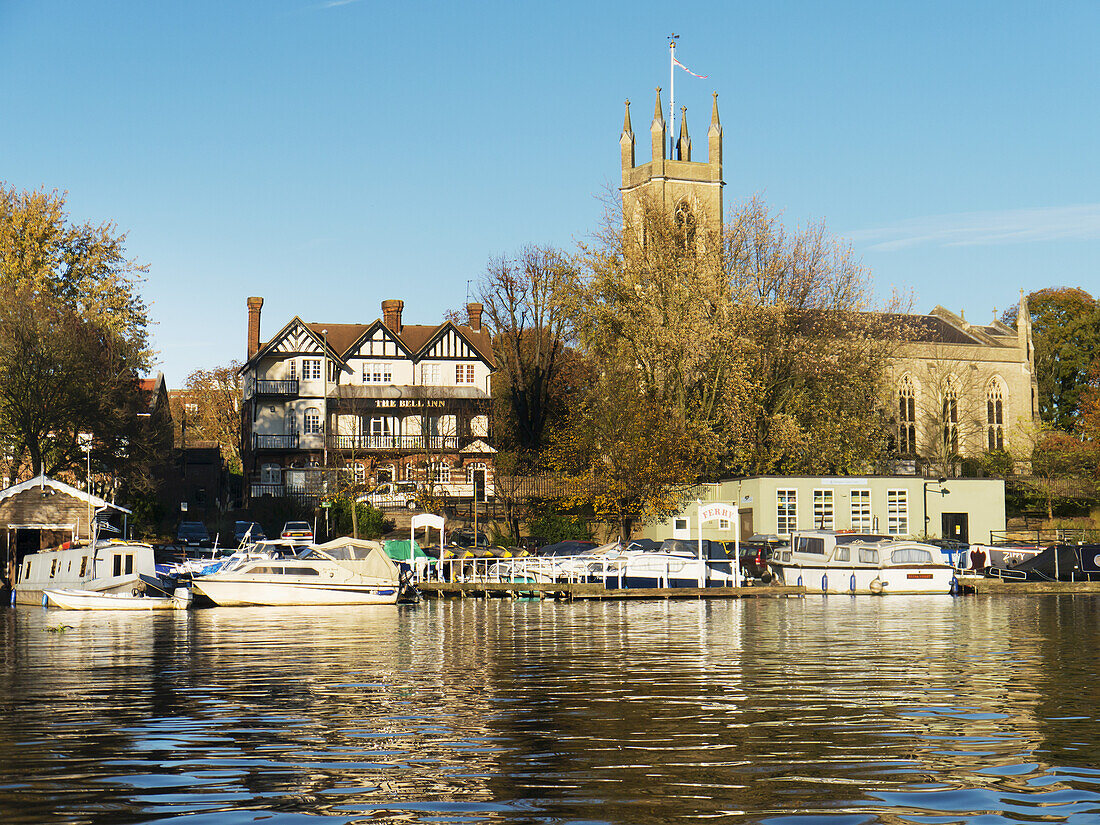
191,537 -> 402,606
768,530 -> 955,595
43,587 -> 193,610
14,540 -> 173,606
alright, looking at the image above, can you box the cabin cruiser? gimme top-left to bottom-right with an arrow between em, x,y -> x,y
768,530 -> 955,595
191,537 -> 402,606
13,540 -> 173,606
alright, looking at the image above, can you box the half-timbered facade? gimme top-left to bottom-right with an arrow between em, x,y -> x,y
240,298 -> 496,502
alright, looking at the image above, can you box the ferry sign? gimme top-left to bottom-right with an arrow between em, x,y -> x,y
698,503 -> 737,524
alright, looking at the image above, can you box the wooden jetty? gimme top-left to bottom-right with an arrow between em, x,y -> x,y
958,578 -> 1100,595
418,581 -> 805,600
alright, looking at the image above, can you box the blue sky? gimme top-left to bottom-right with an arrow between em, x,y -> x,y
3,1 -> 1099,387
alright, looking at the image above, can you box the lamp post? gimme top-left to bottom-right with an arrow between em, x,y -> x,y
78,433 -> 93,542
321,328 -> 328,472
922,477 -> 949,539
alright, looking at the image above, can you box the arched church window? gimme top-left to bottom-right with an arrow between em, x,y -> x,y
942,381 -> 959,456
987,378 -> 1005,451
898,375 -> 917,455
674,200 -> 696,251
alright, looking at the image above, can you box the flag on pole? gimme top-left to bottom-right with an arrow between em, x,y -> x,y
672,57 -> 707,79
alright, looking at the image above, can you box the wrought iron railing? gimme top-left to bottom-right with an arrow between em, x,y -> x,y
326,434 -> 459,452
253,379 -> 299,396
253,433 -> 300,450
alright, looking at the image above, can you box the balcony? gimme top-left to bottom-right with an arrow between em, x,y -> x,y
327,434 -> 459,452
253,433 -> 300,450
245,379 -> 299,400
250,483 -> 285,497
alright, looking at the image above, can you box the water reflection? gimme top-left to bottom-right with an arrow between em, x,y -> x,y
0,596 -> 1098,823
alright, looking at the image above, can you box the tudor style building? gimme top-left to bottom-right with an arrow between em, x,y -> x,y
240,297 -> 496,502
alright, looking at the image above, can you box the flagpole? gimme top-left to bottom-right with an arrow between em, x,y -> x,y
669,35 -> 677,157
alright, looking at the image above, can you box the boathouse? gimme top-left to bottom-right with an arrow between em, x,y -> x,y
0,474 -> 132,587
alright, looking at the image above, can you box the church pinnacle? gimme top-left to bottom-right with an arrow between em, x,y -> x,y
677,106 -> 691,161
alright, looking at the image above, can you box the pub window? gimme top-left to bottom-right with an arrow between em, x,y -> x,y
303,407 -> 322,435
303,359 -> 322,380
456,363 -> 475,384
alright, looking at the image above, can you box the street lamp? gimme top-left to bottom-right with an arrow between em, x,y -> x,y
321,328 -> 328,471
78,433 -> 93,542
922,476 -> 949,538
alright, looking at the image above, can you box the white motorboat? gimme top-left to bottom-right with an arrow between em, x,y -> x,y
191,537 -> 401,606
14,540 -> 170,606
768,530 -> 955,595
43,587 -> 192,610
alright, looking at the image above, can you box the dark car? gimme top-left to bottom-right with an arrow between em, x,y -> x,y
176,521 -> 210,548
234,521 -> 266,544
738,534 -> 785,581
450,529 -> 489,549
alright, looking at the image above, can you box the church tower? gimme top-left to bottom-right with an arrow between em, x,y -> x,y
620,88 -> 724,239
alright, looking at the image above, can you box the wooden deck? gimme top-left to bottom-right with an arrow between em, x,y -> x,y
417,581 -> 806,600
959,577 -> 1100,595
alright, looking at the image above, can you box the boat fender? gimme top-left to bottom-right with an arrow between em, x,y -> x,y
849,573 -> 856,594
42,593 -> 49,608
796,574 -> 803,587
821,574 -> 828,593
949,576 -> 959,595
869,577 -> 884,595
132,587 -> 142,597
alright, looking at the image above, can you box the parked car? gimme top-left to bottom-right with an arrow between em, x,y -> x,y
450,529 -> 489,549
738,534 -> 785,581
358,482 -> 419,511
176,521 -> 211,548
234,521 -> 266,544
280,521 -> 314,544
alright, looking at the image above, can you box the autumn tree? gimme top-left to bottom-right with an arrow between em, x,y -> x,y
550,369 -> 699,540
175,361 -> 244,474
0,185 -> 151,483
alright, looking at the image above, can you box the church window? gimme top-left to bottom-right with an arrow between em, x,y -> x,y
987,379 -> 1005,451
942,383 -> 959,456
898,376 -> 917,455
674,200 -> 697,251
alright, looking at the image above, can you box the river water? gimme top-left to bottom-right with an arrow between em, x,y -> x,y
2,595 -> 1099,824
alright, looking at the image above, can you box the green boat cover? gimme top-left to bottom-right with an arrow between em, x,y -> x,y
383,539 -> 432,562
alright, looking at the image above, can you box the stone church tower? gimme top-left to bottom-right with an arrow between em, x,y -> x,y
620,88 -> 724,239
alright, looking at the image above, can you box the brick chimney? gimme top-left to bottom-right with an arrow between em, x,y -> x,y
247,296 -> 263,358
381,299 -> 404,333
466,302 -> 483,332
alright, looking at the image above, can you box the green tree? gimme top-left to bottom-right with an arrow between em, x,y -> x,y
176,361 -> 244,474
1005,288 -> 1100,432
0,185 -> 151,482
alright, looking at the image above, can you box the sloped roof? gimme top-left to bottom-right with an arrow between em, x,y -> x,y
304,319 -> 496,367
0,474 -> 132,514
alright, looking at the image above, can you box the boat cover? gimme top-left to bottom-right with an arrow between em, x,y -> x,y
312,537 -> 401,580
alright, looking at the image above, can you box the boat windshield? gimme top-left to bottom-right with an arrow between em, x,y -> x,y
889,547 -> 935,564
300,544 -> 378,561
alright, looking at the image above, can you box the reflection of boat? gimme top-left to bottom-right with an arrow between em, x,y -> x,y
43,587 -> 192,610
191,537 -> 401,606
14,541 -> 171,606
768,531 -> 954,594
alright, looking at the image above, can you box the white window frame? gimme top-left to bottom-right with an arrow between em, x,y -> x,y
303,359 -> 322,380
777,489 -> 797,536
363,361 -> 393,384
421,363 -> 440,384
851,489 -> 871,532
813,489 -> 834,531
887,489 -> 909,535
455,363 -> 475,384
303,406 -> 322,435
428,461 -> 450,485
